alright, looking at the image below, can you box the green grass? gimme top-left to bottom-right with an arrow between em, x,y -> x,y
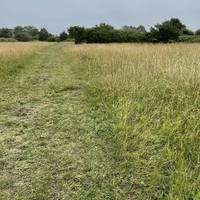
0,43 -> 133,200
1,43 -> 200,200
64,43 -> 200,200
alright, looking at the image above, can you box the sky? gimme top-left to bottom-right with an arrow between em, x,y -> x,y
1,0 -> 200,34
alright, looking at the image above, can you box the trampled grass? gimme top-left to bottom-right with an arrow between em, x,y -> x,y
64,43 -> 200,199
1,43 -> 128,200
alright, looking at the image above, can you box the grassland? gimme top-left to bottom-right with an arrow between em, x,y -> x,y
0,42 -> 50,78
64,43 -> 200,199
0,42 -> 200,200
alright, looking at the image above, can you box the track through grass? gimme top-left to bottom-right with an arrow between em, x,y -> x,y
2,43 -> 200,200
0,43 -> 132,200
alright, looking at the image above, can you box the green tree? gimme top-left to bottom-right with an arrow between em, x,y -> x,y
48,34 -> 59,42
149,18 -> 186,42
0,28 -> 13,38
59,31 -> 68,41
39,28 -> 50,41
86,23 -> 116,43
68,26 -> 86,44
13,26 -> 32,41
182,28 -> 194,35
122,25 -> 146,33
24,26 -> 39,40
195,29 -> 200,35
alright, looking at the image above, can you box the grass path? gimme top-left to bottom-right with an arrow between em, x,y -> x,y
0,44 -> 131,200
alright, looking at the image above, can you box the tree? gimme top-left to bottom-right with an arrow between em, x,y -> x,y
59,31 -> 68,41
195,29 -> 200,35
68,26 -> 86,44
122,25 -> 146,33
149,18 -> 186,42
15,32 -> 31,41
48,34 -> 59,42
69,23 -> 147,44
0,28 -> 13,38
24,26 -> 39,40
86,23 -> 116,43
120,30 -> 146,42
170,18 -> 186,31
39,28 -> 50,41
13,26 -> 32,41
182,28 -> 194,35
121,25 -> 147,42
13,26 -> 40,41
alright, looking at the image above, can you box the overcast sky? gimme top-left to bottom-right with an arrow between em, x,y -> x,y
1,0 -> 200,34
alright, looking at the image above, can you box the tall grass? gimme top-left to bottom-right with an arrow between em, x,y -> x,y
0,42 -> 50,78
64,43 -> 200,199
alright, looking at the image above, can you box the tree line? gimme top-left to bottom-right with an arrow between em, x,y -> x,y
68,18 -> 200,44
0,26 -> 68,42
1,18 -> 200,43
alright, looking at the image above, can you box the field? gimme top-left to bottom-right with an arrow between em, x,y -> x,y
0,42 -> 200,200
0,42 -> 50,78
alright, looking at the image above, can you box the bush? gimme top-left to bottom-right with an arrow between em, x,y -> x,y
15,32 -> 32,41
68,24 -> 147,44
39,28 -> 50,41
0,28 -> 13,38
179,35 -> 200,42
59,31 -> 68,41
0,38 -> 17,42
68,26 -> 87,44
195,29 -> 200,35
182,28 -> 194,35
48,35 -> 59,42
148,18 -> 186,42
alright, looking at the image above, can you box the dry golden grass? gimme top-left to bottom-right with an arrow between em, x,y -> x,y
0,42 -> 49,57
0,42 -> 50,75
64,43 -> 200,199
66,43 -> 200,91
1,42 -> 200,199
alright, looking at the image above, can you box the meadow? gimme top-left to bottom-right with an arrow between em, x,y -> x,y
0,42 -> 50,78
0,42 -> 200,200
64,43 -> 200,199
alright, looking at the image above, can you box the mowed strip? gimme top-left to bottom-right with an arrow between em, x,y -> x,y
0,43 -> 125,200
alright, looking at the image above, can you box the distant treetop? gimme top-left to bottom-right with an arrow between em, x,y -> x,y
0,18 -> 198,43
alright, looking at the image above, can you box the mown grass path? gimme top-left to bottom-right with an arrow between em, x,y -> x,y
0,44 -> 131,200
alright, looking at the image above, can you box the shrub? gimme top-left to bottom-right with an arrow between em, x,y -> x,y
59,31 -> 68,41
0,28 -> 13,38
0,38 -> 17,42
39,28 -> 50,41
179,35 -> 200,42
195,29 -> 200,35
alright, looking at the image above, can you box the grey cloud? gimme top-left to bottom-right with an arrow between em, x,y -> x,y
0,0 -> 200,33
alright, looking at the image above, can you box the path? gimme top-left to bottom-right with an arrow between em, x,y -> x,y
0,44 -> 132,200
